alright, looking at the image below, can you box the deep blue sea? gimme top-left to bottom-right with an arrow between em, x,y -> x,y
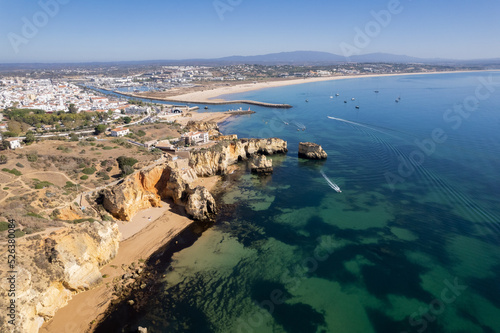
107,72 -> 500,332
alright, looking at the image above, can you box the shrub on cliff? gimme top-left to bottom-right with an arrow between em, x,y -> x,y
121,165 -> 135,177
82,167 -> 96,175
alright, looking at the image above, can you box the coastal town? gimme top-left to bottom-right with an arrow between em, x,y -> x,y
1,61 -> 499,333
2,0 -> 500,331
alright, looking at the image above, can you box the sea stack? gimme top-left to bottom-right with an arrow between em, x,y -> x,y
298,142 -> 327,159
249,154 -> 273,174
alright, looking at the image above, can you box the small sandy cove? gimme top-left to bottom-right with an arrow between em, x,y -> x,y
40,176 -> 220,333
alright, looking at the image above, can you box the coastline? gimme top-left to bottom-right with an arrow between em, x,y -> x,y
40,177 -> 221,333
38,69 -> 495,333
130,70 -> 495,106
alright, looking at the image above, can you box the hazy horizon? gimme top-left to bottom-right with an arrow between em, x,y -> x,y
1,0 -> 499,63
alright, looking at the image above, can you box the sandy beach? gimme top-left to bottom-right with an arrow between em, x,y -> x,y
133,71 -> 487,106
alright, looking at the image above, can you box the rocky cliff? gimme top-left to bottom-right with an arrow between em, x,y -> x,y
249,154 -> 273,174
100,161 -> 217,223
298,142 -> 328,159
189,138 -> 287,176
0,221 -> 120,333
184,120 -> 221,137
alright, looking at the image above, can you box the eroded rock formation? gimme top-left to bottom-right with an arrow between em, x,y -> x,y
298,142 -> 328,159
184,120 -> 221,137
0,221 -> 120,333
100,161 -> 217,223
185,186 -> 217,222
249,154 -> 273,174
189,138 -> 287,176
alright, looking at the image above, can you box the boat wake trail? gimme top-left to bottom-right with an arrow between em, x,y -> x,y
320,170 -> 342,193
327,116 -> 403,140
327,117 -> 500,231
292,121 -> 306,130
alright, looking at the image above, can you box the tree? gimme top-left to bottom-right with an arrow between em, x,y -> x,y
24,130 -> 35,145
117,156 -> 138,169
123,116 -> 132,124
0,155 -> 7,164
121,165 -> 135,177
95,124 -> 107,134
68,103 -> 78,114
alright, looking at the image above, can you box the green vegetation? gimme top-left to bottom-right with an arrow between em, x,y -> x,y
80,175 -> 89,180
96,171 -> 110,180
2,168 -> 22,176
3,187 -> 9,190
136,130 -> 146,137
128,99 -> 147,106
70,218 -> 95,224
95,124 -> 107,134
117,156 -> 138,168
24,130 -> 36,144
0,155 -> 7,164
82,167 -> 96,175
34,181 -> 54,189
27,212 -> 44,219
123,116 -> 132,124
121,165 -> 134,176
102,146 -> 113,150
26,153 -> 38,162
56,146 -> 71,153
3,108 -> 104,127
64,181 -> 75,188
0,222 -> 9,232
16,162 -> 24,168
14,229 -> 25,238
68,103 -> 78,114
117,156 -> 138,176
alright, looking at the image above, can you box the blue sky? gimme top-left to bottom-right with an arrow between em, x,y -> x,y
0,0 -> 499,63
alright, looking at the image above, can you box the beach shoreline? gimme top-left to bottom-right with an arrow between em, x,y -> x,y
128,70 -> 495,107
40,176 -> 221,333
39,69 -> 495,333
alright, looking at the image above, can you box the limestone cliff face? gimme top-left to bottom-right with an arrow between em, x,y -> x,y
0,221 -> 120,333
185,120 -> 221,137
298,142 -> 328,159
249,154 -> 273,174
101,165 -> 171,221
213,134 -> 238,141
185,186 -> 217,222
189,138 -> 287,176
100,162 -> 217,223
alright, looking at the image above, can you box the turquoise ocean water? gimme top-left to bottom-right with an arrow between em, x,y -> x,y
100,72 -> 500,332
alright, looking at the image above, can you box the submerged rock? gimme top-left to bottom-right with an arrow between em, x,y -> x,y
249,154 -> 273,174
298,142 -> 327,159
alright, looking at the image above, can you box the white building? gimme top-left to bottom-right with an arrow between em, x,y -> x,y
110,127 -> 130,137
6,138 -> 22,150
181,131 -> 209,144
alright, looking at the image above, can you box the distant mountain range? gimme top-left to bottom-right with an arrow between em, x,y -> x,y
203,51 -> 500,66
1,51 -> 500,69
